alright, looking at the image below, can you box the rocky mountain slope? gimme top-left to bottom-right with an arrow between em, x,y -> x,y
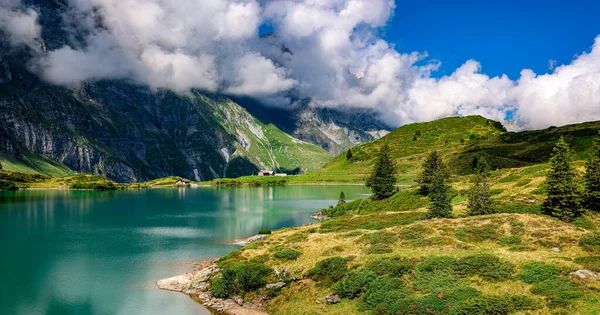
0,0 -> 331,182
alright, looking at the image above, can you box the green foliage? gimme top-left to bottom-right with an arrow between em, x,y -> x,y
428,166 -> 453,218
286,231 -> 308,243
518,262 -> 560,283
454,254 -> 514,280
415,270 -> 470,295
497,202 -> 542,215
338,191 -> 346,205
585,131 -> 600,212
306,256 -> 349,284
448,295 -> 540,315
542,137 -> 583,222
360,231 -> 397,245
361,275 -> 411,312
579,232 -> 600,252
418,150 -> 449,195
272,249 -> 301,260
365,144 -> 397,200
364,244 -> 393,254
210,262 -> 271,298
258,228 -> 272,235
346,149 -> 353,161
334,268 -> 377,299
467,157 -> 496,216
571,216 -> 596,230
216,249 -> 244,269
574,256 -> 600,271
319,211 -> 426,233
416,256 -> 457,274
366,257 -> 413,277
0,180 -> 18,190
530,277 -> 583,307
497,235 -> 522,246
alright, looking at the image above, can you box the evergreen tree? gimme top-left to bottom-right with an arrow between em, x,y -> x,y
413,134 -> 418,141
585,132 -> 600,211
365,144 -> 396,200
467,157 -> 495,215
338,191 -> 346,205
346,149 -> 353,161
542,137 -> 583,222
428,171 -> 453,218
417,151 -> 449,195
415,130 -> 422,137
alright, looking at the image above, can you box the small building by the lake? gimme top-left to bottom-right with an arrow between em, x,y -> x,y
258,170 -> 275,176
176,179 -> 192,186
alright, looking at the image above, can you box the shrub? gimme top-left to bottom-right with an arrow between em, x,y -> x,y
306,256 -> 348,284
272,249 -> 301,260
518,262 -> 560,283
258,228 -> 272,235
210,262 -> 271,298
364,244 -> 393,254
249,254 -> 270,264
416,256 -> 456,274
454,254 -> 513,280
334,268 -> 377,299
216,249 -> 244,268
508,245 -> 537,252
362,276 -> 411,311
360,231 -> 397,244
415,270 -> 470,295
571,216 -> 596,230
286,231 -> 308,243
574,256 -> 600,271
210,272 -> 234,298
530,277 -> 583,307
397,224 -> 430,240
367,257 -> 412,277
579,232 -> 600,252
392,287 -> 480,314
497,235 -> 522,246
448,295 -> 540,315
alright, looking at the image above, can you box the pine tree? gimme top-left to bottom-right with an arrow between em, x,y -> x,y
428,171 -> 453,218
467,157 -> 495,215
418,151 -> 449,195
413,134 -> 418,141
585,132 -> 600,212
542,137 -> 583,222
365,144 -> 396,200
346,149 -> 353,161
338,191 -> 346,205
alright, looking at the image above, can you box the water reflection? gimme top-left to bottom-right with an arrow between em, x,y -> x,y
0,185 -> 370,315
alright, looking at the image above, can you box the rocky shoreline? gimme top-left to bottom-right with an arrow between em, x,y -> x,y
157,259 -> 269,315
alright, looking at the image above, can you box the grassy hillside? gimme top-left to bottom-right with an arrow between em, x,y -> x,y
305,115 -> 600,184
0,153 -> 73,178
194,160 -> 600,314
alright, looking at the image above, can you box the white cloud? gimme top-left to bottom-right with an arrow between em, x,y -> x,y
2,0 -> 600,131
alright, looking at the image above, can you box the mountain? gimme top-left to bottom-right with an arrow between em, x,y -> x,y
0,0 -> 331,183
308,115 -> 600,183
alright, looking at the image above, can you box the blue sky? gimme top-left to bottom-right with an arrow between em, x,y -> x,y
385,0 -> 600,79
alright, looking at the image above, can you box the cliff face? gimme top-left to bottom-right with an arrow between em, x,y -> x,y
0,1 -> 332,182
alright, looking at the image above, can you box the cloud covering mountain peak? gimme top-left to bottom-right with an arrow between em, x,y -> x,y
1,0 -> 600,130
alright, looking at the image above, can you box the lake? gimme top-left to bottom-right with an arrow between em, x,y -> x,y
0,185 -> 371,315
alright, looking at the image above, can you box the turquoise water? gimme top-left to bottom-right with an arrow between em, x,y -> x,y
0,185 -> 370,315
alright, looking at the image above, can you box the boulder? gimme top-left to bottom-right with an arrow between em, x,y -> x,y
569,269 -> 600,280
266,282 -> 286,290
325,293 -> 340,304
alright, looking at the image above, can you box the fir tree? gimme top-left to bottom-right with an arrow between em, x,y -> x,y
428,171 -> 453,218
542,137 -> 583,222
338,191 -> 346,205
585,132 -> 600,212
417,151 -> 449,195
467,157 -> 495,215
365,144 -> 396,200
413,134 -> 418,141
346,149 -> 353,161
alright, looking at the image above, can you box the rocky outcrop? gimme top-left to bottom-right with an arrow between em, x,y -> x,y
230,234 -> 267,246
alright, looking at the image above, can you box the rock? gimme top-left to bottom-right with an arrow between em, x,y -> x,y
233,296 -> 244,305
311,211 -> 330,221
551,247 -> 561,252
325,293 -> 340,304
231,234 -> 267,246
569,270 -> 600,280
315,300 -> 322,304
266,282 -> 286,290
156,273 -> 194,292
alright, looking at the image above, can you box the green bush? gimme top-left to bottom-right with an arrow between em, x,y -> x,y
258,228 -> 272,235
530,277 -> 583,307
518,262 -> 560,283
272,249 -> 301,260
415,270 -> 470,295
454,254 -> 513,280
306,256 -> 348,284
579,232 -> 600,252
210,271 -> 235,298
574,256 -> 600,271
416,256 -> 456,274
390,287 -> 481,314
286,231 -> 309,243
360,231 -> 397,244
367,257 -> 412,277
216,249 -> 244,268
362,276 -> 411,312
0,180 -> 18,190
334,268 -> 377,299
571,216 -> 596,230
230,262 -> 272,293
497,235 -> 522,246
397,224 -> 430,240
448,295 -> 540,315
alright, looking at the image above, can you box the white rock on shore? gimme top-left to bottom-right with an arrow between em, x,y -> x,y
230,234 -> 267,246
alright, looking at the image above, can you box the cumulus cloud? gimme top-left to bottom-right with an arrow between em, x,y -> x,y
1,0 -> 600,131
